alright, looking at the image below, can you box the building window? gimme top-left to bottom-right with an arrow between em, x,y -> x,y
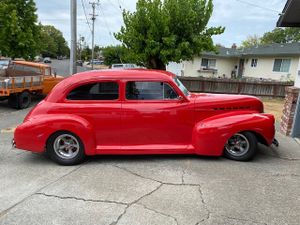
201,58 -> 216,69
251,59 -> 258,67
67,82 -> 119,100
273,59 -> 291,72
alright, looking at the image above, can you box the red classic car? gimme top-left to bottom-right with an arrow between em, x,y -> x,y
13,69 -> 276,165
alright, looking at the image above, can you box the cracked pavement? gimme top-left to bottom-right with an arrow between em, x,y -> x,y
0,105 -> 300,225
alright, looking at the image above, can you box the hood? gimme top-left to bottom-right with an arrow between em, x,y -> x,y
191,93 -> 264,113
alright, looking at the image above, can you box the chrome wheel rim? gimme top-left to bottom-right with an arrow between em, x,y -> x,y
53,134 -> 80,159
225,133 -> 249,157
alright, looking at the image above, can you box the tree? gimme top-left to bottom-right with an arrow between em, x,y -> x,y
81,45 -> 92,61
240,35 -> 261,48
102,45 -> 134,66
115,0 -> 224,70
261,28 -> 300,44
39,25 -> 69,58
0,0 -> 41,59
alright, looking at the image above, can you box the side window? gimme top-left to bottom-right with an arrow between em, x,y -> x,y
251,59 -> 258,67
44,68 -> 51,76
67,82 -> 119,100
126,81 -> 178,100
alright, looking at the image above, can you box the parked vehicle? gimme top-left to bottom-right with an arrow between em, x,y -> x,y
0,58 -> 10,70
0,61 -> 64,109
13,70 -> 276,165
34,56 -> 43,62
43,57 -> 51,63
111,63 -> 138,69
89,59 -> 103,65
76,60 -> 83,66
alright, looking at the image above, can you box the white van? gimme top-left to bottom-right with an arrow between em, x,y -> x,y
111,63 -> 138,69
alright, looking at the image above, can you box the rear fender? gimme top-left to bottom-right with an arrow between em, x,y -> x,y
192,112 -> 275,156
15,114 -> 96,155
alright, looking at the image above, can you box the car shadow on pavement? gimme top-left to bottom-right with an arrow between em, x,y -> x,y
88,154 -> 221,164
18,144 -> 281,166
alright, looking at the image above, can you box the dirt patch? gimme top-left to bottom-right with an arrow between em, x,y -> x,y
260,97 -> 284,121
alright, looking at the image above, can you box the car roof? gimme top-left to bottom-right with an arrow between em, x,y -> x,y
46,69 -> 176,102
73,69 -> 175,80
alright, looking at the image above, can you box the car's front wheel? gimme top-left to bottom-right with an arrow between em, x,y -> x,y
46,131 -> 85,165
224,132 -> 257,161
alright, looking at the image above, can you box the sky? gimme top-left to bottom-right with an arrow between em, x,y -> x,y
35,0 -> 286,48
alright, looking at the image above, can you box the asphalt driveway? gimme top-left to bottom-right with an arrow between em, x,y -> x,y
0,106 -> 299,225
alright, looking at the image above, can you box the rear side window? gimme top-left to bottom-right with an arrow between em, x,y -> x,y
67,82 -> 119,100
126,81 -> 178,100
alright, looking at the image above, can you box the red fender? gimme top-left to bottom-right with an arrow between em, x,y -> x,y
14,114 -> 96,155
192,111 -> 275,156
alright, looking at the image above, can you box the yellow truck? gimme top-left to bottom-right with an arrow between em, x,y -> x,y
0,61 -> 64,109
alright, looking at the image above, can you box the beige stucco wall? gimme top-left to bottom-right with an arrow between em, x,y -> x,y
182,55 -> 300,81
182,57 -> 237,78
242,56 -> 300,81
293,58 -> 300,87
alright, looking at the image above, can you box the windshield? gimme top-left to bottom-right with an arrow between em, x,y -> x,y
173,77 -> 189,96
0,60 -> 9,66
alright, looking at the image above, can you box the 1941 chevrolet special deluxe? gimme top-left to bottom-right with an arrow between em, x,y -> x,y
13,69 -> 276,165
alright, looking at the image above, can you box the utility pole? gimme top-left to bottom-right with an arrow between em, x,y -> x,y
70,0 -> 77,75
90,1 -> 99,70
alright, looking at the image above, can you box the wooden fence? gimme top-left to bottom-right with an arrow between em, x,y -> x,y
178,77 -> 294,98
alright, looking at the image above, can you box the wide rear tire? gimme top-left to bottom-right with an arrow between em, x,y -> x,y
46,131 -> 85,166
224,131 -> 257,161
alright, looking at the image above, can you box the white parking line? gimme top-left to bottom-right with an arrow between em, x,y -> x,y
1,126 -> 16,133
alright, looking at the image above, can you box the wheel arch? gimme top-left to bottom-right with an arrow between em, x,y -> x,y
192,113 -> 275,156
14,114 -> 97,155
45,130 -> 84,151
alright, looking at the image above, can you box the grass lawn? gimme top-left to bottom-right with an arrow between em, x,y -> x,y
260,97 -> 284,121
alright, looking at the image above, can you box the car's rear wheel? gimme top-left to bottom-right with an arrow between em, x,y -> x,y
224,132 -> 257,161
46,131 -> 85,165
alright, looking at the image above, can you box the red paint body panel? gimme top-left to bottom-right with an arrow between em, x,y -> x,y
14,69 -> 275,157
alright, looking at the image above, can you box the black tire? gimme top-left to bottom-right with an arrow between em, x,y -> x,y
8,94 -> 19,109
18,91 -> 31,109
224,131 -> 257,161
46,131 -> 85,166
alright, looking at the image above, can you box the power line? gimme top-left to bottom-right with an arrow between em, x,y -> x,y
99,4 -> 116,44
106,0 -> 123,12
99,3 -> 123,63
236,0 -> 281,14
40,18 -> 86,21
89,0 -> 100,69
81,0 -> 92,33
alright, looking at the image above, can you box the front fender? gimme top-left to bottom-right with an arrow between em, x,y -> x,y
192,112 -> 275,156
14,114 -> 96,155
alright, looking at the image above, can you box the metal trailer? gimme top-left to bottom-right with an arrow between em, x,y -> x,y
0,75 -> 44,109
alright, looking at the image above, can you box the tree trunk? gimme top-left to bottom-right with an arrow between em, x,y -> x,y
149,57 -> 166,70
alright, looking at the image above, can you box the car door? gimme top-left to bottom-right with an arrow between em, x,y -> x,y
120,80 -> 194,151
63,80 -> 121,151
